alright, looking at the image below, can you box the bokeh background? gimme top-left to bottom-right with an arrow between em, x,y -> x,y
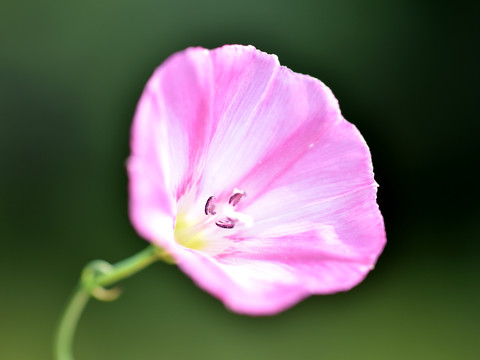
1,0 -> 478,359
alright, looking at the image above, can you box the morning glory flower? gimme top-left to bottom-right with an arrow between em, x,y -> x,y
127,45 -> 386,315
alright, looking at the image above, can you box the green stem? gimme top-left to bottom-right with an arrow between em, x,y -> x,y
54,244 -> 164,360
96,245 -> 163,288
55,285 -> 90,360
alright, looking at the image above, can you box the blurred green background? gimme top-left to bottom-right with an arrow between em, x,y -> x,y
1,0 -> 478,359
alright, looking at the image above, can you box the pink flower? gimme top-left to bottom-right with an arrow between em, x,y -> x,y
128,45 -> 386,315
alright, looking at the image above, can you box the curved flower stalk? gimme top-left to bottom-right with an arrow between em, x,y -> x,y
128,44 -> 386,315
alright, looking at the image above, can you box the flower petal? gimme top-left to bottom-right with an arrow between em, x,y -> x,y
128,87 -> 176,246
128,47 -> 216,247
195,45 -> 282,198
168,246 -> 309,315
168,186 -> 383,315
142,47 -> 216,199
188,116 -> 385,313
169,235 -> 374,315
241,118 -> 384,256
197,47 -> 343,204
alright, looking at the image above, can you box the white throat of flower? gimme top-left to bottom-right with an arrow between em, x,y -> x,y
174,188 -> 253,251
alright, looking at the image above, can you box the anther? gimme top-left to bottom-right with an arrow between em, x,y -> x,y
228,191 -> 246,206
205,196 -> 216,215
215,217 -> 236,229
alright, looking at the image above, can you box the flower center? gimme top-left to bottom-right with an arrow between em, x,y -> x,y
174,189 -> 252,251
205,189 -> 252,229
173,213 -> 206,250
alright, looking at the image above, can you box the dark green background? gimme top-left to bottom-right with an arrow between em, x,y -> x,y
1,0 -> 478,359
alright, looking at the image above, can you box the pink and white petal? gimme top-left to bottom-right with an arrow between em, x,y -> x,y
145,48 -> 217,199
128,88 -> 176,248
194,177 -> 385,312
195,45 -> 281,199
194,117 -> 386,303
238,118 -> 371,208
198,46 -> 342,203
241,188 -> 384,256
218,189 -> 384,288
169,246 -> 309,315
128,47 -> 216,246
240,118 -> 385,257
169,236 -> 373,315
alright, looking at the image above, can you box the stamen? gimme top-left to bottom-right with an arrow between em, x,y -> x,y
215,217 -> 236,229
204,190 -> 250,229
205,196 -> 217,215
228,191 -> 246,206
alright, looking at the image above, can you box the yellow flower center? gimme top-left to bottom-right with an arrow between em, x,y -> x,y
173,212 -> 206,251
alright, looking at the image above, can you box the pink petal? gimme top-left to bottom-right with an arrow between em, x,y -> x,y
168,246 -> 310,315
201,54 -> 343,203
196,46 -> 282,197
171,188 -> 384,315
142,48 -> 215,199
241,119 -> 384,255
128,88 -> 176,246
128,47 -> 215,247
